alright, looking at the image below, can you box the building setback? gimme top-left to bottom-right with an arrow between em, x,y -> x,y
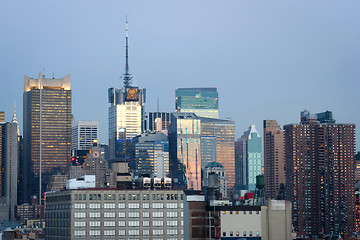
284,110 -> 355,238
23,72 -> 72,202
45,189 -> 184,240
263,120 -> 285,199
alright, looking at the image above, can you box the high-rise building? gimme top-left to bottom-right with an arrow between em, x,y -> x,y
175,88 -> 219,118
133,132 -> 169,178
83,143 -> 109,188
0,112 -> 4,122
236,125 -> 262,191
147,112 -> 171,132
0,111 -> 20,221
263,120 -> 285,199
23,72 -> 72,202
284,110 -> 355,238
169,112 -> 201,190
200,117 -> 235,188
108,21 -> 146,162
72,120 -> 98,150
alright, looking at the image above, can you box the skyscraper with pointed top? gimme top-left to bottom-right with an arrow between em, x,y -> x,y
108,20 -> 146,163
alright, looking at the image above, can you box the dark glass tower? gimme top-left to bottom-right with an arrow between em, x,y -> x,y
23,72 -> 72,203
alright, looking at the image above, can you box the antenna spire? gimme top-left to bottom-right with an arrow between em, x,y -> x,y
122,17 -> 133,88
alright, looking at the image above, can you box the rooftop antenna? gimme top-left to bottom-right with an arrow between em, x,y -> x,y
157,97 -> 159,112
121,16 -> 133,88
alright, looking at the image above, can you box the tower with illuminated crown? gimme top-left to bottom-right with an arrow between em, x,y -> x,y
108,21 -> 146,163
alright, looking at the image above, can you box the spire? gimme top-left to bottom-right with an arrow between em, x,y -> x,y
12,99 -> 18,124
122,18 -> 133,88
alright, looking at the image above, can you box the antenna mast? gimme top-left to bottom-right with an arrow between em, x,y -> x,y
122,18 -> 133,88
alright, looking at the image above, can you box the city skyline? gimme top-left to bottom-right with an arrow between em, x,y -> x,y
0,1 -> 359,148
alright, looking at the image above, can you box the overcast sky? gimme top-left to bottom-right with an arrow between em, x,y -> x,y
0,1 -> 359,149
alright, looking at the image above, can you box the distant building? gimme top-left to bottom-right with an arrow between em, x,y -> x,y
263,120 -> 285,199
200,117 -> 235,188
72,121 -> 98,150
66,175 -> 96,190
236,125 -> 262,191
0,110 -> 20,222
355,152 -> 360,181
169,112 -> 201,190
147,112 -> 171,132
83,143 -> 109,188
202,162 -> 227,199
284,110 -> 355,238
133,131 -> 169,178
45,188 -> 184,240
175,88 -> 219,118
23,72 -> 72,202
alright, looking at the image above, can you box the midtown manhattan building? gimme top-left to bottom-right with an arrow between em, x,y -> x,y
236,125 -> 262,191
23,72 -> 72,202
169,112 -> 201,190
0,111 -> 20,222
175,88 -> 219,119
263,120 -> 285,199
200,117 -> 235,188
72,120 -> 98,151
147,112 -> 171,132
45,189 -> 184,240
284,110 -> 355,238
108,21 -> 146,162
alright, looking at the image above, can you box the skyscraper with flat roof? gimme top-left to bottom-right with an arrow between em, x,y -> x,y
23,72 -> 72,202
169,112 -> 201,190
175,88 -> 219,118
284,110 -> 355,237
72,120 -> 98,150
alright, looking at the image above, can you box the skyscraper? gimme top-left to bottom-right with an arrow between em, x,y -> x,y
236,125 -> 262,191
72,120 -> 98,151
23,72 -> 72,202
200,117 -> 235,188
284,110 -> 355,238
108,21 -> 146,162
263,120 -> 285,199
0,111 -> 20,221
147,112 -> 171,132
169,112 -> 201,190
175,88 -> 219,118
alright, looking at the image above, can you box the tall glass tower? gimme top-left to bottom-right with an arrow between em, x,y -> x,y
175,88 -> 218,118
23,72 -> 72,202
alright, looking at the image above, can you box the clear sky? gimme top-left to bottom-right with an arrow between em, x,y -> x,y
0,1 -> 359,149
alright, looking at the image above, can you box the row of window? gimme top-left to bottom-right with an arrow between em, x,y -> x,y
74,193 -> 183,201
74,211 -> 182,218
74,202 -> 182,209
223,231 -> 260,237
222,211 -> 260,215
74,229 -> 182,237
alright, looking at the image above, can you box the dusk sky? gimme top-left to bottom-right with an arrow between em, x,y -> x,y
1,1 -> 359,149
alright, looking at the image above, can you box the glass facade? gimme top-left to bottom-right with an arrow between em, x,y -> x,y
200,117 -> 235,188
23,74 -> 72,201
175,88 -> 219,118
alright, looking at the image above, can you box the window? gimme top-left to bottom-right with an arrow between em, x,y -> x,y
249,231 -> 253,236
74,230 -> 86,236
249,211 -> 252,214
89,212 -> 100,218
104,203 -> 115,209
104,221 -> 115,227
118,203 -> 125,209
74,203 -> 86,209
89,203 -> 101,209
129,221 -> 140,227
230,231 -> 233,236
118,221 -> 126,227
119,230 -> 125,236
243,231 -> 247,236
104,230 -> 115,236
104,212 -> 115,218
143,203 -> 149,208
129,203 -> 140,209
223,232 -> 226,237
89,230 -> 100,236
143,229 -> 150,236
166,203 -> 178,209
256,231 -> 260,236
74,212 -> 86,218
118,194 -> 125,200
118,212 -> 126,218
129,229 -> 140,236
167,220 -> 178,226
153,229 -> 164,236
143,221 -> 150,227
153,212 -> 164,218
166,211 -> 178,218
222,211 -> 226,215
74,221 -> 86,227
236,231 -> 240,236
143,212 -> 150,218
89,221 -> 101,227
153,221 -> 164,227
104,194 -> 115,200
152,203 -> 164,209
129,212 -> 140,218
167,229 -> 178,235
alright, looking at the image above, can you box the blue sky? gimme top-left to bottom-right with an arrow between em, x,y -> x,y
0,1 -> 359,148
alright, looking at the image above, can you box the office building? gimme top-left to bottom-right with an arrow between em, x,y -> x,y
23,72 -> 72,202
83,143 -> 109,188
236,125 -> 262,191
263,120 -> 285,199
45,188 -> 184,240
175,88 -> 219,118
108,21 -> 146,162
147,112 -> 171,132
72,121 -> 98,151
0,111 -> 4,121
169,112 -> 201,190
0,111 -> 20,222
200,117 -> 235,188
133,132 -> 169,178
284,110 -> 355,238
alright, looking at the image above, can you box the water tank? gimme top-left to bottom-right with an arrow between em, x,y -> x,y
256,174 -> 265,190
143,177 -> 151,188
208,172 -> 219,188
164,178 -> 172,188
154,178 -> 162,188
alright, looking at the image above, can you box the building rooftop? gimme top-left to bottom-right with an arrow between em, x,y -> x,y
205,161 -> 224,168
